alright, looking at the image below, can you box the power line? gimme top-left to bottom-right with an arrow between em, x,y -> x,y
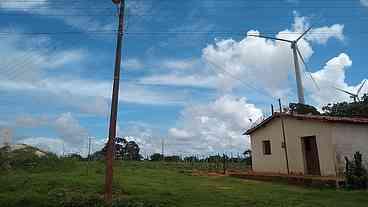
207,65 -> 278,100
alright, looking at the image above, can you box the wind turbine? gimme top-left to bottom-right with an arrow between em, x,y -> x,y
248,28 -> 312,104
334,80 -> 366,102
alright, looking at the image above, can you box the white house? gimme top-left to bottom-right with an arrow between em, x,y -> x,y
244,113 -> 368,177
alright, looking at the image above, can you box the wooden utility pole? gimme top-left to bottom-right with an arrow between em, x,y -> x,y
105,0 -> 125,204
161,138 -> 165,160
279,99 -> 290,174
88,136 -> 92,159
87,136 -> 92,175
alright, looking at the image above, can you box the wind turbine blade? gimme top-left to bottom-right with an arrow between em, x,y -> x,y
334,87 -> 356,96
357,80 -> 366,95
296,27 -> 312,43
247,34 -> 293,43
296,46 -> 319,90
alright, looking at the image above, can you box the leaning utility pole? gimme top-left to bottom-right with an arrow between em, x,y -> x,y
105,0 -> 125,204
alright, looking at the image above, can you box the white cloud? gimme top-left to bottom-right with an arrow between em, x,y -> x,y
168,95 -> 262,154
168,128 -> 192,139
19,137 -> 64,154
303,53 -> 367,107
307,24 -> 344,44
54,112 -> 87,144
15,115 -> 49,128
0,34 -> 188,116
117,122 -> 164,155
123,58 -> 144,70
361,0 -> 368,7
162,59 -> 197,70
139,73 -> 218,88
201,13 -> 344,97
0,78 -> 187,116
14,114 -> 109,155
14,112 -> 100,156
0,0 -> 48,10
140,13 -> 344,97
0,0 -> 114,32
0,34 -> 85,83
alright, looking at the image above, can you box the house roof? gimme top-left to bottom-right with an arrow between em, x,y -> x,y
244,113 -> 368,135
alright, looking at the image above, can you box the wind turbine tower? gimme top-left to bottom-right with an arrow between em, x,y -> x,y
248,28 -> 312,104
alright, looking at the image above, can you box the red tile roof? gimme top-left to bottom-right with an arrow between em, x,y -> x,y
244,113 -> 368,135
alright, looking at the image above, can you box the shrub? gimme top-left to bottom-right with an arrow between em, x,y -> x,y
345,151 -> 368,189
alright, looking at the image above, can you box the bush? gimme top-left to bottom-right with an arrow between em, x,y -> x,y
345,151 -> 368,189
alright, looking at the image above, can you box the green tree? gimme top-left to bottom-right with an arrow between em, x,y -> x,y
288,103 -> 320,115
94,137 -> 141,161
150,153 -> 163,161
345,152 -> 368,189
322,93 -> 368,117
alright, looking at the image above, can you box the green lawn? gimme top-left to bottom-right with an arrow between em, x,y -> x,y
0,161 -> 367,207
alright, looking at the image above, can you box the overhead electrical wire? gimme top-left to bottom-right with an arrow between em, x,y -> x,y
0,0 -> 365,105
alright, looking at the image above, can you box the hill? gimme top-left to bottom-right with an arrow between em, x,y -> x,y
0,144 -> 57,170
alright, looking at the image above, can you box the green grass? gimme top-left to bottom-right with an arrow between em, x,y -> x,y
1,160 -> 367,207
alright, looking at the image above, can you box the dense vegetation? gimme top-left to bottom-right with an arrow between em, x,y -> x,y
286,93 -> 368,117
322,94 -> 368,117
345,152 -> 368,189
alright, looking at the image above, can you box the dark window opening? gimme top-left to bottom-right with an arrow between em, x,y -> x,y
263,140 -> 271,155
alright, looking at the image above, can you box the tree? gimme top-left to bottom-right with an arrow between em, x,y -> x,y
243,149 -> 252,166
345,152 -> 368,189
150,153 -> 163,161
96,137 -> 141,161
184,156 -> 198,162
288,103 -> 320,115
322,93 -> 368,118
125,141 -> 140,160
164,155 -> 181,162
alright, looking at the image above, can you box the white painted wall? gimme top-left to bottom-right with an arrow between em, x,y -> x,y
332,123 -> 368,175
251,118 -> 288,174
249,117 -> 363,176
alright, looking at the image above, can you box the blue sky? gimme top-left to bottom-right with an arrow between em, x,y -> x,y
0,0 -> 367,156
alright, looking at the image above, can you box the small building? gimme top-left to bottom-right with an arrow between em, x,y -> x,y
244,113 -> 368,177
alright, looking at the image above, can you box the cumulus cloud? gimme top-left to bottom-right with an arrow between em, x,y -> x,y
203,14 -> 344,95
54,112 -> 87,144
168,95 -> 263,154
304,53 -> 367,107
307,24 -> 344,44
140,13 -> 357,155
140,13 -> 345,99
14,112 -> 97,156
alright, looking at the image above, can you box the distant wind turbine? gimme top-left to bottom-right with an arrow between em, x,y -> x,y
248,27 -> 312,104
334,80 -> 366,102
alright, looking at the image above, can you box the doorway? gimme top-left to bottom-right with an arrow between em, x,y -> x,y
301,136 -> 321,175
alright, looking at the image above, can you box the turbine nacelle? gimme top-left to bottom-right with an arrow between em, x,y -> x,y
335,80 -> 366,102
247,27 -> 314,104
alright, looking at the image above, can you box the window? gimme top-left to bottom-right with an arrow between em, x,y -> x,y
262,140 -> 271,155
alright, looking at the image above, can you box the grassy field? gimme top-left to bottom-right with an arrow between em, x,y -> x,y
1,160 -> 368,207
